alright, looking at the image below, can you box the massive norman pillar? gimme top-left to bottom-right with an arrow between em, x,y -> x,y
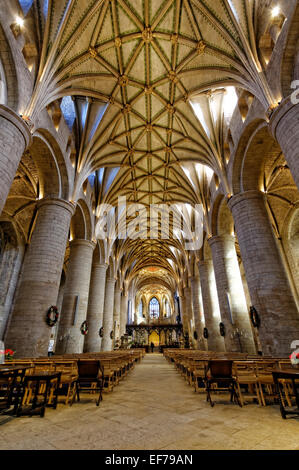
84,263 -> 107,352
5,198 -> 74,357
113,285 -> 122,345
56,239 -> 95,354
0,106 -> 32,215
179,295 -> 189,335
208,235 -> 256,353
228,190 -> 299,355
190,276 -> 207,350
101,277 -> 116,351
120,292 -> 128,337
183,286 -> 193,338
198,260 -> 225,352
270,99 -> 299,190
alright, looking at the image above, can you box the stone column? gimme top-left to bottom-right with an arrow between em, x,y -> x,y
184,286 -> 193,338
179,295 -> 189,334
190,276 -> 207,350
208,235 -> 256,353
5,198 -> 74,357
101,277 -> 116,351
270,99 -> 299,190
84,263 -> 107,352
56,239 -> 95,354
113,285 -> 121,344
228,190 -> 299,356
0,244 -> 25,341
198,260 -> 225,351
0,106 -> 32,215
120,292 -> 128,337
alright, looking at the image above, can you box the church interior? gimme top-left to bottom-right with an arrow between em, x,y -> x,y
0,0 -> 299,451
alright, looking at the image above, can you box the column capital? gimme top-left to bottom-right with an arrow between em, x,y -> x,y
70,239 -> 96,250
0,104 -> 32,149
198,259 -> 212,267
208,234 -> 235,247
93,263 -> 108,271
268,96 -> 297,139
228,190 -> 265,212
37,197 -> 76,216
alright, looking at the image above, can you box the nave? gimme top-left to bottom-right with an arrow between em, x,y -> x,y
0,354 -> 298,451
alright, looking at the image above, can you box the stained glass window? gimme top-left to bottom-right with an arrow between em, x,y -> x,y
149,297 -> 160,319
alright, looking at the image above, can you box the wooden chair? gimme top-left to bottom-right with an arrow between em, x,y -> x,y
49,361 -> 78,405
100,360 -> 116,392
278,360 -> 297,407
205,360 -> 242,407
233,361 -> 262,406
74,360 -> 104,406
193,360 -> 207,393
255,360 -> 278,406
22,362 -> 54,404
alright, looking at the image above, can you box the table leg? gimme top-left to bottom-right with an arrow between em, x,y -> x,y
7,372 -> 18,409
274,378 -> 286,419
12,372 -> 25,414
53,376 -> 61,410
41,380 -> 51,417
31,379 -> 40,411
292,379 -> 299,410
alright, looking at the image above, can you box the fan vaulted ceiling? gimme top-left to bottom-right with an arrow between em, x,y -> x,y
23,0 -> 274,288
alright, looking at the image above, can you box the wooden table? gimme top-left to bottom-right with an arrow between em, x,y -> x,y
0,365 -> 34,413
272,368 -> 299,419
17,371 -> 61,417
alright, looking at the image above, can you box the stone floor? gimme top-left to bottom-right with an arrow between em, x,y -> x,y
0,353 -> 299,450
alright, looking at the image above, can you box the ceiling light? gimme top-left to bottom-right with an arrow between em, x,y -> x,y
16,16 -> 24,27
272,6 -> 280,18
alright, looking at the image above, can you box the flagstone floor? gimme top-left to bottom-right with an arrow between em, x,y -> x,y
0,353 -> 299,450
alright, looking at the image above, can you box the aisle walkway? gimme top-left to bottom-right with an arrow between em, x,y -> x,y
0,354 -> 298,450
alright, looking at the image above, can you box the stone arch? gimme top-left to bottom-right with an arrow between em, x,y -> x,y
0,23 -> 18,109
216,197 -> 235,237
240,123 -> 282,193
77,199 -> 93,241
231,119 -> 267,194
32,130 -> 70,199
28,136 -> 60,199
281,204 -> 299,303
280,2 -> 299,97
210,194 -> 226,236
70,204 -> 87,241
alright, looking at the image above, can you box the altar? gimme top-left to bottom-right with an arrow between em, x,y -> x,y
126,323 -> 183,348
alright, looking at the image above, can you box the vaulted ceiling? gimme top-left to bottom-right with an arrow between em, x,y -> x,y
20,0 -> 279,289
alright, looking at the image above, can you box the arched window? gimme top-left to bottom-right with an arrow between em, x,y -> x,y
139,300 -> 143,317
149,297 -> 160,319
165,299 -> 171,317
